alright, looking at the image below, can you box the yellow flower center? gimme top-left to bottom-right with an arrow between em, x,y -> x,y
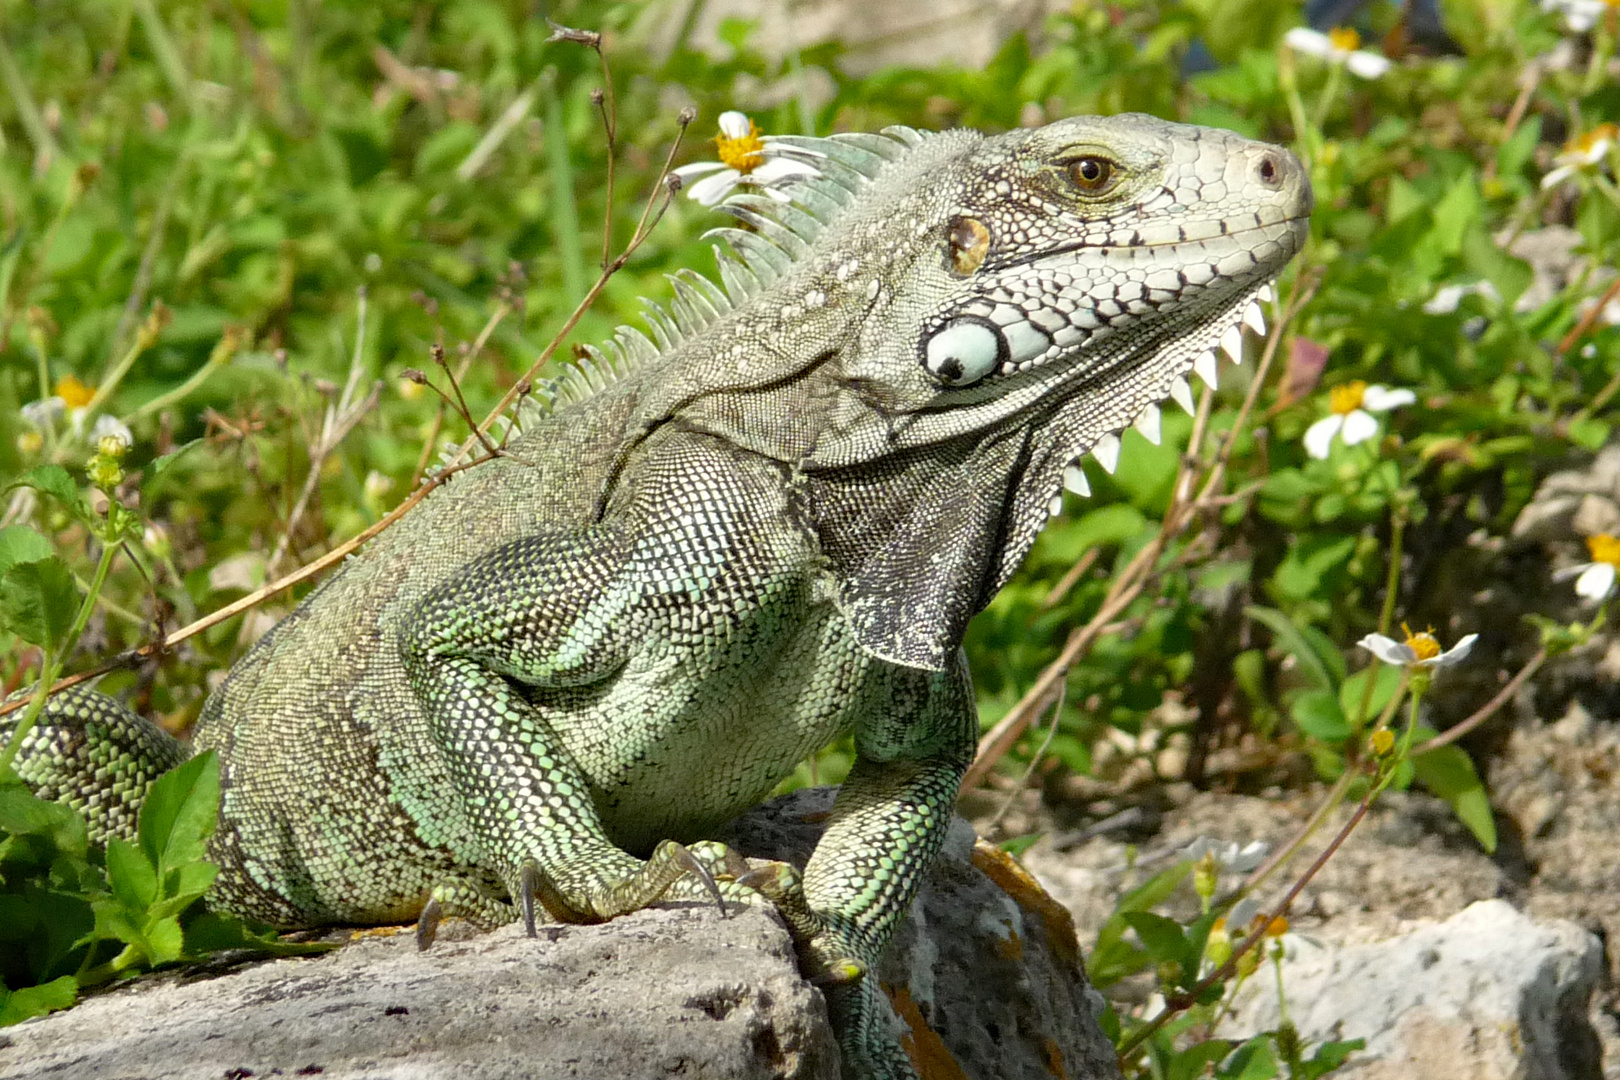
715,117 -> 767,174
1369,727 -> 1395,756
1401,621 -> 1441,661
1329,380 -> 1367,415
54,374 -> 95,409
1586,533 -> 1620,567
1572,123 -> 1619,155
1327,26 -> 1362,51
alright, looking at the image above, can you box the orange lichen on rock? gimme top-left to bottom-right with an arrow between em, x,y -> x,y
883,984 -> 973,1080
970,839 -> 1083,973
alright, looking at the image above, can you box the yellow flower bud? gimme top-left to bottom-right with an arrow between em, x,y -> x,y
1194,851 -> 1219,903
1204,918 -> 1232,969
88,455 -> 123,491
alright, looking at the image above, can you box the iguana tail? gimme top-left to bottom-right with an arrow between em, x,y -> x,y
3,684 -> 192,846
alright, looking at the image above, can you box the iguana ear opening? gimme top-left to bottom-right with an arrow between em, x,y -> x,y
803,433 -> 1027,672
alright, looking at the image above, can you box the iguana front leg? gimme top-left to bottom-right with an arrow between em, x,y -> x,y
751,655 -> 976,1080
398,524 -> 751,927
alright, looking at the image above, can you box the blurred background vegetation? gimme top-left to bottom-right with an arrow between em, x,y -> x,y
3,0 -> 1620,1051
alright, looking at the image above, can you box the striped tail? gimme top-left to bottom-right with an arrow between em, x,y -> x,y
4,683 -> 192,845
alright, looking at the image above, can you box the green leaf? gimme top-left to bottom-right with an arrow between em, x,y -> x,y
997,833 -> 1041,857
138,750 -> 219,878
1167,1039 -> 1234,1080
1300,1038 -> 1364,1079
8,465 -> 88,521
0,556 -> 79,650
104,836 -> 158,911
0,525 -> 54,574
1218,1036 -> 1279,1079
1412,746 -> 1497,853
1271,535 -> 1356,604
0,975 -> 77,1026
181,911 -> 338,958
1338,664 -> 1404,731
1089,861 -> 1194,987
1246,605 -> 1340,692
143,914 -> 185,965
0,777 -> 89,855
1122,910 -> 1191,966
1291,689 -> 1351,743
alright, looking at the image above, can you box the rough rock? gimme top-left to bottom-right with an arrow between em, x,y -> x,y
723,788 -> 1120,1080
0,789 -> 1118,1080
1491,702 -> 1620,1075
1510,442 -> 1620,544
1218,899 -> 1604,1080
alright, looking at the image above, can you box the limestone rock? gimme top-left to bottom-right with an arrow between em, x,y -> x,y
1218,899 -> 1603,1080
0,789 -> 1118,1080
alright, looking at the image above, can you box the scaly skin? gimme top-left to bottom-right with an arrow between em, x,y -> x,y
7,114 -> 1310,1079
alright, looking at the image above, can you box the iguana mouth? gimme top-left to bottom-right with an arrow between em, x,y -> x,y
997,211 -> 1314,266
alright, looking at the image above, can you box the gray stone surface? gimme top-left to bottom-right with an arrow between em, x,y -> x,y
0,791 -> 1118,1080
0,908 -> 836,1080
1218,899 -> 1604,1080
724,788 -> 1120,1080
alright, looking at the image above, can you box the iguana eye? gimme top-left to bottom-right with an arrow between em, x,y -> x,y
1070,156 -> 1118,193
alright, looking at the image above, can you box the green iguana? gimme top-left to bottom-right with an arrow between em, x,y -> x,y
7,113 -> 1310,1078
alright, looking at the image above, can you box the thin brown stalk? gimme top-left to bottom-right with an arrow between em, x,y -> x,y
1557,274 -> 1620,357
1411,647 -> 1546,755
1040,548 -> 1100,610
267,291 -> 382,576
460,109 -> 693,455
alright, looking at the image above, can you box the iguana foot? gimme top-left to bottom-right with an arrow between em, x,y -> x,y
512,839 -> 765,933
735,862 -> 917,1079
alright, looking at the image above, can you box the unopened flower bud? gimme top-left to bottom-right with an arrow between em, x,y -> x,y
1204,918 -> 1232,969
1194,851 -> 1219,903
88,455 -> 123,491
1369,727 -> 1395,757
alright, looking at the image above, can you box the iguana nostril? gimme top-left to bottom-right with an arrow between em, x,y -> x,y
1257,155 -> 1279,186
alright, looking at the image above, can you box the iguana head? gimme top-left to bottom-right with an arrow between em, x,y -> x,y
798,113 -> 1310,461
560,113 -> 1311,669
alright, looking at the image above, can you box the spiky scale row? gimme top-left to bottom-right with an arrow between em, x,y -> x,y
1057,278 -> 1281,501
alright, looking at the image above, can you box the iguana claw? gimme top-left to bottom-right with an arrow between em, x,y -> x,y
665,841 -> 729,916
416,896 -> 444,950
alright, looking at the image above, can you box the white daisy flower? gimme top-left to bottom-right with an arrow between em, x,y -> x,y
1284,26 -> 1392,80
1303,381 -> 1415,459
1358,624 -> 1478,668
20,395 -> 65,430
1183,838 -> 1269,873
90,413 -> 133,453
1556,534 -> 1620,603
1541,0 -> 1609,33
670,111 -> 818,207
1541,123 -> 1617,190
